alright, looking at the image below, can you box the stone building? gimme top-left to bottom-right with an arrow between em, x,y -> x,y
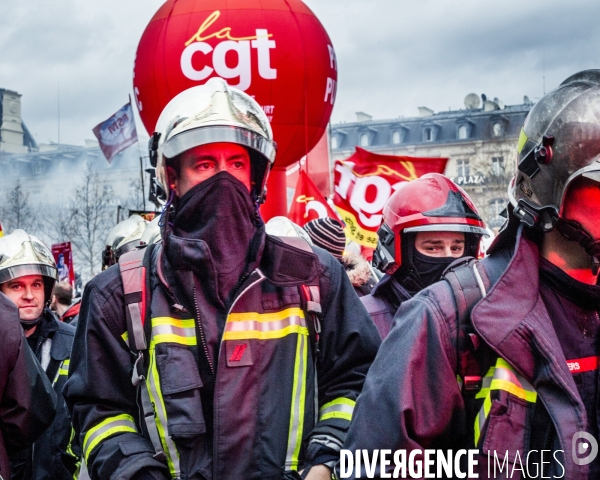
329,94 -> 533,229
0,89 -> 149,212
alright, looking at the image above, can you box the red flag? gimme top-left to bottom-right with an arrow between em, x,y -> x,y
93,102 -> 138,163
333,147 -> 448,248
288,170 -> 338,227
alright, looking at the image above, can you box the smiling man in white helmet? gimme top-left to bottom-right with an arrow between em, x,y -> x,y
64,78 -> 380,480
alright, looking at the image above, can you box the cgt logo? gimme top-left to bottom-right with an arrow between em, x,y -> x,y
573,431 -> 599,466
181,10 -> 276,91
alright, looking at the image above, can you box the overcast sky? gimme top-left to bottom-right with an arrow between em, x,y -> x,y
1,0 -> 599,146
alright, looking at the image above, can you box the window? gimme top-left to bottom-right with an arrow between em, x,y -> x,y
489,198 -> 506,225
331,136 -> 338,149
360,133 -> 369,147
458,125 -> 468,139
491,156 -> 504,176
492,122 -> 503,137
456,159 -> 470,177
392,130 -> 402,144
423,128 -> 432,142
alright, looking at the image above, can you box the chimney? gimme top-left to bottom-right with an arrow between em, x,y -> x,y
355,112 -> 372,122
418,106 -> 434,117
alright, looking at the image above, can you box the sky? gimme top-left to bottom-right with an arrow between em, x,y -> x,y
1,0 -> 599,146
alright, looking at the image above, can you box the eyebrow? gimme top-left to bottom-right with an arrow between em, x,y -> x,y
421,239 -> 465,245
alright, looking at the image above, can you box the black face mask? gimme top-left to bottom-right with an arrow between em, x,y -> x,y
165,171 -> 263,306
411,250 -> 457,290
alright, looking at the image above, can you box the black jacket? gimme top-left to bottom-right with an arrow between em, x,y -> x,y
341,224 -> 593,479
10,309 -> 78,480
64,235 -> 381,480
0,293 -> 57,480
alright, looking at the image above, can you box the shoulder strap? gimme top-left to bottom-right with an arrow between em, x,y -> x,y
442,257 -> 492,395
119,247 -> 151,352
276,236 -> 322,358
119,245 -> 167,463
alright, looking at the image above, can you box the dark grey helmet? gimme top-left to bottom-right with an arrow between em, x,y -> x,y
509,69 -> 600,231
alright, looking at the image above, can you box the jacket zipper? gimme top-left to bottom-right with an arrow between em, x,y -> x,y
192,284 -> 215,377
212,269 -> 266,479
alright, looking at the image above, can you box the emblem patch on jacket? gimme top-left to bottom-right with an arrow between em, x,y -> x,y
226,341 -> 253,367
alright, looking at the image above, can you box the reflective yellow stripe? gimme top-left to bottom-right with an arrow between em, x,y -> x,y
122,331 -> 129,343
319,398 -> 356,422
228,308 -> 305,322
285,332 -> 308,470
224,308 -> 307,340
517,128 -> 528,153
53,359 -> 71,386
145,317 -> 183,477
151,317 -> 196,346
474,358 -> 537,446
83,414 -> 136,463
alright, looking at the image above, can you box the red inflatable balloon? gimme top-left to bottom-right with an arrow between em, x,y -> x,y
133,0 -> 337,169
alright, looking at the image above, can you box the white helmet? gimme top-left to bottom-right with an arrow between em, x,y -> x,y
102,215 -> 148,269
0,229 -> 58,302
140,216 -> 162,246
265,216 -> 313,244
149,77 -> 276,204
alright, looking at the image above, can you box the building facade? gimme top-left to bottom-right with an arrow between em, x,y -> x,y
330,95 -> 533,229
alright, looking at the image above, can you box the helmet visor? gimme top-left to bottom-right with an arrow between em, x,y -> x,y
404,224 -> 489,236
0,264 -> 58,285
162,125 -> 276,163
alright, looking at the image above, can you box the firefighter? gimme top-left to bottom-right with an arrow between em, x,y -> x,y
0,230 -> 79,479
64,78 -> 380,480
363,173 -> 488,338
0,291 -> 57,480
101,214 -> 148,270
339,69 -> 600,478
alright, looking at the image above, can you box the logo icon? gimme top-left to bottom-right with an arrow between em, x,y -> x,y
573,431 -> 599,466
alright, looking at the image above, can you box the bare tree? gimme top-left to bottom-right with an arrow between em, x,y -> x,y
1,180 -> 38,234
62,164 -> 116,280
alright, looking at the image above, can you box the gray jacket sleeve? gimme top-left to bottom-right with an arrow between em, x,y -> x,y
337,283 -> 469,478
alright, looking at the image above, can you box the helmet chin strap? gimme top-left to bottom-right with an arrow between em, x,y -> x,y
557,218 -> 600,275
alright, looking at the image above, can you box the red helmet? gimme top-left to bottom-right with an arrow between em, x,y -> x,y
372,173 -> 488,274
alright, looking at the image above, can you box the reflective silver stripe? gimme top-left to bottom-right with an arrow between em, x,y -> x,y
285,334 -> 308,470
152,324 -> 196,338
226,315 -> 306,333
82,415 -> 136,462
319,399 -> 355,421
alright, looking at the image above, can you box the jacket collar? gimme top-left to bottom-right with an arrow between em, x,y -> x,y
472,225 -> 587,476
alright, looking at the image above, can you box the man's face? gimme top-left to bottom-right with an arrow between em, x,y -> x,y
562,177 -> 600,240
414,231 -> 466,257
0,274 -> 46,321
168,142 -> 252,198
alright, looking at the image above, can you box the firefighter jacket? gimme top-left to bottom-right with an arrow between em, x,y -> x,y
64,234 -> 381,480
10,309 -> 79,480
340,223 -> 593,479
360,274 -> 412,339
0,293 -> 57,480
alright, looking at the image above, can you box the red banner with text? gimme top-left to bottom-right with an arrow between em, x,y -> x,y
288,170 -> 339,227
333,148 -> 448,248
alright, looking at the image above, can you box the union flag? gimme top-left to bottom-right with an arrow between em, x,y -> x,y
288,170 -> 339,227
